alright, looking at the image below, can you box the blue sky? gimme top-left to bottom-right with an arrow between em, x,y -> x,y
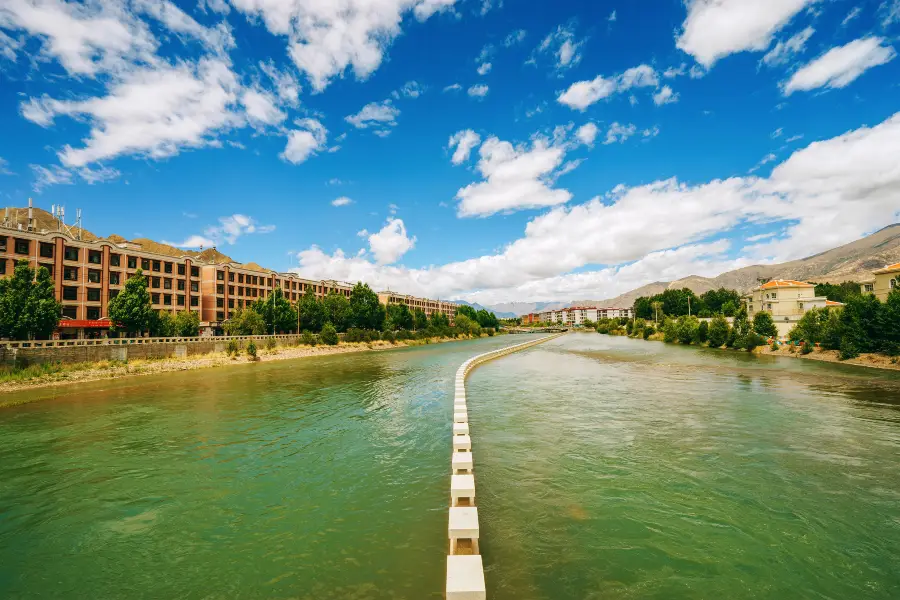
1,0 -> 900,306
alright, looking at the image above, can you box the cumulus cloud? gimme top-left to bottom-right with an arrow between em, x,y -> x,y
783,37 -> 896,95
603,122 -> 636,145
332,196 -> 353,207
533,24 -> 586,70
162,234 -> 217,249
345,100 -> 400,129
477,62 -> 492,75
468,84 -> 489,98
677,0 -> 815,67
281,118 -> 327,164
504,29 -> 526,47
242,86 -> 286,128
367,218 -> 416,264
575,123 -> 598,146
652,85 -> 678,106
557,64 -> 660,110
448,130 -> 481,165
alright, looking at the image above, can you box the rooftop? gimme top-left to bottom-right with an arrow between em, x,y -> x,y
873,262 -> 900,274
757,279 -> 814,290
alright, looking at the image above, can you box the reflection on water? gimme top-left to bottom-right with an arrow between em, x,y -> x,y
1,333 -> 899,599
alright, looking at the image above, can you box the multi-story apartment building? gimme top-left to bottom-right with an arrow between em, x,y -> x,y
743,279 -> 837,326
376,291 -> 457,323
537,306 -> 634,325
860,262 -> 899,301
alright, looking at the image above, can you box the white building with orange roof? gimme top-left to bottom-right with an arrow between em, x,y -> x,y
743,279 -> 833,334
860,262 -> 899,302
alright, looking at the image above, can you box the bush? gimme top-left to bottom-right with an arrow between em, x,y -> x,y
789,343 -> 796,353
770,340 -> 779,352
839,339 -> 859,361
246,341 -> 258,360
485,327 -> 495,337
642,326 -> 655,340
301,331 -> 316,346
800,341 -> 813,355
320,323 -> 339,345
695,320 -> 709,344
676,316 -> 700,345
266,337 -> 277,350
396,329 -> 412,341
345,328 -> 364,343
226,339 -> 239,356
382,330 -> 396,344
752,311 -> 778,338
663,321 -> 678,343
741,333 -> 765,351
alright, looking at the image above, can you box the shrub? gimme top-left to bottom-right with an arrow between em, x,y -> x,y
246,341 -> 258,360
266,337 -> 277,351
301,331 -> 316,346
676,316 -> 700,345
485,327 -> 495,337
320,323 -> 339,346
382,330 -> 396,344
642,326 -> 655,340
396,329 -> 412,341
662,321 -> 678,343
695,320 -> 709,344
741,333 -> 765,352
752,311 -> 778,338
800,341 -> 813,355
789,343 -> 796,354
770,340 -> 779,352
345,328 -> 364,343
839,339 -> 859,361
226,339 -> 239,356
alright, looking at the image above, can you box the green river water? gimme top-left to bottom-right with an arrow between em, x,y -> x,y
1,334 -> 899,599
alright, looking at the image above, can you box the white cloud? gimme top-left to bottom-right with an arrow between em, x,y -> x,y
228,0 -> 459,92
477,62 -> 492,75
771,127 -> 784,139
205,214 -> 275,244
162,234 -> 216,249
575,122 -> 599,147
367,218 -> 416,264
0,157 -> 13,175
534,24 -> 586,70
133,0 -> 234,54
652,85 -> 678,106
841,7 -> 861,27
455,135 -> 572,217
281,118 -> 327,164
604,122 -> 637,145
241,87 -> 286,127
448,130 -> 481,165
663,63 -> 686,78
21,57 -> 242,167
642,126 -> 660,139
392,80 -> 426,99
786,134 -> 804,142
259,60 -> 301,106
761,26 -> 814,67
468,84 -> 489,98
677,0 -> 815,67
0,29 -> 22,61
608,10 -> 617,23
443,83 -> 462,92
345,100 -> 400,128
881,0 -> 900,26
557,64 -> 659,110
332,196 -> 354,207
504,29 -> 526,46
30,164 -> 74,192
784,37 -> 896,94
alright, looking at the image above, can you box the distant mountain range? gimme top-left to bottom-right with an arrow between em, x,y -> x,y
480,224 -> 900,316
450,299 -> 518,319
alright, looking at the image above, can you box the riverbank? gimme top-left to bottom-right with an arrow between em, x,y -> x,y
0,336 -> 479,403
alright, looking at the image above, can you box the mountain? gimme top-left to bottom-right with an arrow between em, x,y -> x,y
451,299 -> 517,319
481,224 -> 900,315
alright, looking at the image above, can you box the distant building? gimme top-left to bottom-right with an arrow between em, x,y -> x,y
860,262 -> 899,301
536,306 -> 634,326
743,280 -> 836,333
376,291 -> 457,323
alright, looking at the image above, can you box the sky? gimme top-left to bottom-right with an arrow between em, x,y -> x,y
1,0 -> 900,307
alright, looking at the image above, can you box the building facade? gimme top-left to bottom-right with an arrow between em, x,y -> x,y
535,306 -> 634,325
860,262 -> 899,301
376,291 -> 457,323
743,279 -> 835,327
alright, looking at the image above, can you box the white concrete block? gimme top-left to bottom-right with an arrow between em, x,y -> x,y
449,506 -> 479,540
450,473 -> 475,505
453,410 -> 468,424
452,451 -> 473,473
453,422 -> 469,436
453,434 -> 471,451
446,555 -> 486,600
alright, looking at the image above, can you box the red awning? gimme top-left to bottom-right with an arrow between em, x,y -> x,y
57,320 -> 112,329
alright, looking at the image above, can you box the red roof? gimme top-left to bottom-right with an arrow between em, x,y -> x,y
57,319 -> 111,328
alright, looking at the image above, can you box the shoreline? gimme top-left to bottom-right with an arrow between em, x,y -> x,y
0,336 -> 480,404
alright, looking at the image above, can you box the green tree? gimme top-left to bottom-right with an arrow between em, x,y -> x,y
699,288 -> 742,315
839,293 -> 882,354
430,310 -> 450,329
108,269 -> 155,335
815,281 -> 862,304
0,260 -> 61,340
879,289 -> 900,355
174,310 -> 200,336
821,308 -> 844,350
255,288 -> 298,334
225,307 -> 267,335
731,306 -> 751,346
320,322 -> 339,345
474,308 -> 499,329
721,300 -> 738,317
676,315 -> 700,344
695,320 -> 709,344
752,311 -> 778,338
386,303 -> 414,330
412,308 -> 428,330
788,307 -> 828,343
153,311 -> 177,337
456,305 -> 478,320
349,282 -> 385,330
322,291 -> 351,332
454,314 -> 482,337
298,288 -> 326,333
633,296 -> 653,320
707,315 -> 730,348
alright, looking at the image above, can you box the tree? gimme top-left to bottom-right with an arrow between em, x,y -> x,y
455,314 -> 482,337
695,320 -> 709,344
474,308 -> 499,329
789,307 -> 828,344
323,291 -> 351,332
386,303 -> 414,330
676,315 -> 700,345
255,288 -> 298,334
821,308 -> 843,350
879,289 -> 900,355
0,260 -> 61,340
152,311 -> 177,337
349,282 -> 385,330
225,307 -> 267,335
707,315 -> 730,348
731,306 -> 751,343
633,297 -> 653,320
174,311 -> 200,336
413,308 -> 428,330
430,310 -> 450,329
108,269 -> 155,335
721,301 -> 738,317
456,305 -> 478,320
298,288 -> 326,333
700,288 -> 742,315
651,301 -> 663,324
320,322 -> 339,345
839,293 -> 882,354
815,281 -> 862,304
752,311 -> 778,338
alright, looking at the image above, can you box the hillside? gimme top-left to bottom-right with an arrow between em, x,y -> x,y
486,224 -> 900,315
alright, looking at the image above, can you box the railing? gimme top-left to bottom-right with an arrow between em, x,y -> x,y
0,333 -> 326,350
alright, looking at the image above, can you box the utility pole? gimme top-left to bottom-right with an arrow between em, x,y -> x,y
688,296 -> 691,317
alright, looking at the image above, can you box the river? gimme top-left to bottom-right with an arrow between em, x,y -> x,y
1,334 -> 899,599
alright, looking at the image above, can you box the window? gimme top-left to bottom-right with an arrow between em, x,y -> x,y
109,272 -> 120,285
14,238 -> 29,254
152,277 -> 161,289
864,284 -> 874,292
177,280 -> 185,291
228,272 -> 234,282
88,250 -> 102,264
216,284 -> 224,295
109,289 -> 119,300
228,299 -> 234,309
217,311 -> 225,321
152,293 -> 160,304
238,273 -> 244,283
128,257 -> 137,269
767,303 -> 773,310
164,279 -> 172,290
141,259 -> 151,270
87,307 -> 101,320
190,282 -> 199,293
177,264 -> 185,275
177,295 -> 185,306
0,236 -> 6,252
798,303 -> 804,310
216,298 -> 224,308
110,254 -> 120,267
238,286 -> 243,296
771,293 -> 777,299
63,267 -> 78,281
217,270 -> 224,281
87,288 -> 101,302
190,296 -> 199,307
39,263 -> 53,276
64,246 -> 79,261
87,269 -> 101,284
62,306 -> 78,319
63,287 -> 78,301
163,294 -> 172,306
191,266 -> 199,277
164,262 -> 172,274
40,242 -> 54,258
228,286 -> 234,295
892,278 -> 898,290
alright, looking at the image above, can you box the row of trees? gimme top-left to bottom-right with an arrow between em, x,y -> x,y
788,291 -> 899,358
0,261 -> 61,340
633,287 -> 743,320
